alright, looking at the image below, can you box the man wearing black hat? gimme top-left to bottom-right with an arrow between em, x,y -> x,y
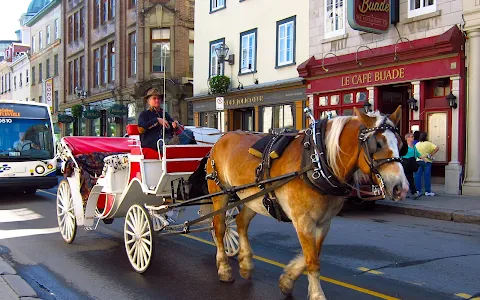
138,88 -> 178,154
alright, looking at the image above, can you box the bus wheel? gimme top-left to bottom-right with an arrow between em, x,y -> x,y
24,188 -> 37,195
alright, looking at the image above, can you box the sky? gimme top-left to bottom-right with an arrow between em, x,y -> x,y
0,0 -> 32,40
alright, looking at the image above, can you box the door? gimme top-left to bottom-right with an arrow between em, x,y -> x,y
233,109 -> 254,131
380,86 -> 409,135
426,112 -> 448,162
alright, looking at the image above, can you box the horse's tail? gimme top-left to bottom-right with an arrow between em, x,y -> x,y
187,155 -> 209,199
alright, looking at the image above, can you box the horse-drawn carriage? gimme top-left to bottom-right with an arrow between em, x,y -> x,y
56,106 -> 409,300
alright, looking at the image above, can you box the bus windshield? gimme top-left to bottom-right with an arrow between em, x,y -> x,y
0,104 -> 54,160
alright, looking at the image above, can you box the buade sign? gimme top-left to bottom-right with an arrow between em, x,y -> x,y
347,0 -> 391,34
192,87 -> 306,112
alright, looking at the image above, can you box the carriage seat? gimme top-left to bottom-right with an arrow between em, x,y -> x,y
125,124 -> 161,159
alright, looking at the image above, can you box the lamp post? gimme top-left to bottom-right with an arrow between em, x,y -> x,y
363,100 -> 372,113
407,96 -> 418,111
446,91 -> 457,109
162,44 -> 170,142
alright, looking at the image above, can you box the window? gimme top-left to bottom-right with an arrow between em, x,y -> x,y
68,15 -> 73,43
94,48 -> 100,86
210,0 -> 225,12
108,42 -> 115,82
324,0 -> 345,38
432,79 -> 451,97
19,73 -> 22,87
74,58 -> 79,91
13,76 -> 16,90
129,32 -> 137,76
101,44 -> 108,84
46,59 -> 50,79
54,54 -> 59,76
276,16 -> 296,67
94,0 -> 101,28
46,25 -> 51,45
209,38 -> 224,77
54,90 -> 59,113
239,29 -> 257,74
31,67 -> 35,85
68,61 -> 73,94
189,30 -> 194,77
80,8 -> 84,37
408,0 -> 436,18
261,105 -> 295,133
75,11 -> 80,40
26,69 -> 28,83
38,63 -> 43,83
152,29 -> 170,73
31,36 -> 36,53
39,31 -> 43,49
80,56 -> 85,88
315,89 -> 367,119
129,0 -> 136,9
54,19 -> 59,40
39,96 -> 43,104
109,0 -> 115,19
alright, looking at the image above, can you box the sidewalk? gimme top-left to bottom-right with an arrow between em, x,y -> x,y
0,256 -> 39,300
375,184 -> 480,224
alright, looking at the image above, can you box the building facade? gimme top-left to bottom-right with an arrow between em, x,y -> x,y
11,53 -> 31,102
462,0 -> 480,196
0,43 -> 31,101
298,0 -> 465,195
188,0 -> 309,133
25,0 -> 63,130
61,0 -> 194,138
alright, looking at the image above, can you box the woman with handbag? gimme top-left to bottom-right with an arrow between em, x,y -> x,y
402,133 -> 422,199
414,132 -> 439,196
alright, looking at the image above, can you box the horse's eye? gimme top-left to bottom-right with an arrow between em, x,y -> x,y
377,142 -> 382,149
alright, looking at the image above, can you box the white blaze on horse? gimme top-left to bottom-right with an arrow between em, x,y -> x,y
189,106 -> 409,300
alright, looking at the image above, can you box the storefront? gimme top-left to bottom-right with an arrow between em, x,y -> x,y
298,26 -> 466,194
189,80 -> 307,133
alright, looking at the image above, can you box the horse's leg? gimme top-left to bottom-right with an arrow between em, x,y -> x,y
282,218 -> 332,300
236,205 -> 257,280
212,194 -> 234,282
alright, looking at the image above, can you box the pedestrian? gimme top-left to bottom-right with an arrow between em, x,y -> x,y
402,133 -> 421,199
138,88 -> 178,157
413,131 -> 420,145
414,132 -> 439,196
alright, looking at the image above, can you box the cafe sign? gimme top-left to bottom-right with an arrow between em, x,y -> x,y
347,0 -> 391,34
109,104 -> 128,116
83,109 -> 101,119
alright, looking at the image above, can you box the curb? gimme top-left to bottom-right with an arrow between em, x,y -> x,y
375,202 -> 480,225
0,257 -> 39,299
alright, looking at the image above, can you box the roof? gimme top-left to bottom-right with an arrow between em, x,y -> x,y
27,0 -> 51,14
25,0 -> 60,26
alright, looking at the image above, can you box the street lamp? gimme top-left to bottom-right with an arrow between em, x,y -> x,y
214,43 -> 235,74
363,100 -> 372,113
407,96 -> 418,111
162,44 -> 169,141
75,86 -> 87,100
446,91 -> 457,109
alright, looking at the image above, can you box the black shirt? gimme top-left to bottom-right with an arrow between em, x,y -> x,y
138,107 -> 174,150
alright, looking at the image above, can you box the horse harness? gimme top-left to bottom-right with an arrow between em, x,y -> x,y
205,116 -> 404,223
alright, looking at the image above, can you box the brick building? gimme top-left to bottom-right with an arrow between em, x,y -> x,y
61,0 -> 194,137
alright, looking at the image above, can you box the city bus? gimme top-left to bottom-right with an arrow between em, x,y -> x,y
0,100 -> 57,194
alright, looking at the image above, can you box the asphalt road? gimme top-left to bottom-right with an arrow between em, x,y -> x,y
0,183 -> 479,300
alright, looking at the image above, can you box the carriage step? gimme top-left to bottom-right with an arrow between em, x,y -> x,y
84,226 -> 95,231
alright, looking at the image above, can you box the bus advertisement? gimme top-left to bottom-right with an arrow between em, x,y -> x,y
0,101 -> 58,194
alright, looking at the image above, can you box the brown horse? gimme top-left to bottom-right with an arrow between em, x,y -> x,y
193,106 -> 408,299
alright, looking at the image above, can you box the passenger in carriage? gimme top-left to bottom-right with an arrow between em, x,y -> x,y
138,88 -> 178,154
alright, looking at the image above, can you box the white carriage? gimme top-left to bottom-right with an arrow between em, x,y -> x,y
56,125 -> 240,273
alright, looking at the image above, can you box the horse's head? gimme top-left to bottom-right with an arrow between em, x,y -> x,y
353,105 -> 409,200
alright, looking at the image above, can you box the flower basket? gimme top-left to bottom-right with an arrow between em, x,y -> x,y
71,105 -> 84,119
209,75 -> 230,95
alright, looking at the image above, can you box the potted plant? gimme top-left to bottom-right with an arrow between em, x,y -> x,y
209,75 -> 230,95
71,104 -> 83,119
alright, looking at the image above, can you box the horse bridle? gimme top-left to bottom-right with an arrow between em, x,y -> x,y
358,117 -> 403,195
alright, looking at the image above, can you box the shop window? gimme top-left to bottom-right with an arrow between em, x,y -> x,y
276,16 -> 296,67
315,89 -> 367,119
343,93 -> 353,104
331,94 -> 340,105
324,0 -> 345,39
433,79 -> 451,97
356,91 -> 367,102
200,112 -> 220,129
240,29 -> 257,74
408,0 -> 436,18
262,104 -> 295,133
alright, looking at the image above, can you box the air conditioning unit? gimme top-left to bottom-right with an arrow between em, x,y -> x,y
181,77 -> 193,84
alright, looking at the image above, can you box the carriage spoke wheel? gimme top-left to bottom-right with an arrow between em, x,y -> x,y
124,204 -> 155,273
211,207 -> 240,257
56,179 -> 77,244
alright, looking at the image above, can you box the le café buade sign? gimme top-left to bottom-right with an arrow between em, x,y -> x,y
192,88 -> 306,112
348,0 -> 391,34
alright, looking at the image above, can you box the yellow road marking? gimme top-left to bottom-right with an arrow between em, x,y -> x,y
38,190 -> 57,197
358,267 -> 384,275
456,293 -> 480,300
183,234 -> 400,300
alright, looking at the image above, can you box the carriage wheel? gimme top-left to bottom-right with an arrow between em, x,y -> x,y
124,204 -> 155,273
211,207 -> 240,257
56,179 -> 77,244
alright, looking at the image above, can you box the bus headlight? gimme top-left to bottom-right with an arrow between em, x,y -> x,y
35,165 -> 45,174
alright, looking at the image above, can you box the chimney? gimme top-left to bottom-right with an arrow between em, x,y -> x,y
15,30 -> 21,41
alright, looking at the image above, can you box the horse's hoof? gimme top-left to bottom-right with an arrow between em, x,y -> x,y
240,267 -> 253,280
279,274 -> 294,296
218,270 -> 234,282
309,295 -> 327,300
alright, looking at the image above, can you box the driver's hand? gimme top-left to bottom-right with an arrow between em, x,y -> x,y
172,121 -> 178,129
157,118 -> 170,128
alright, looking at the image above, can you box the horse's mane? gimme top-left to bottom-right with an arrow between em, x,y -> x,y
325,110 -> 383,178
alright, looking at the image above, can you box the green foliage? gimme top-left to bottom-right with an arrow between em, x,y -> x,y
71,105 -> 83,118
209,75 -> 230,95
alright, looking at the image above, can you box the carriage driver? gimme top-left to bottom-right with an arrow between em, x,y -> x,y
138,88 -> 178,155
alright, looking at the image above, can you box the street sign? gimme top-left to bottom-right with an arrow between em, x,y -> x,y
216,97 -> 224,111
